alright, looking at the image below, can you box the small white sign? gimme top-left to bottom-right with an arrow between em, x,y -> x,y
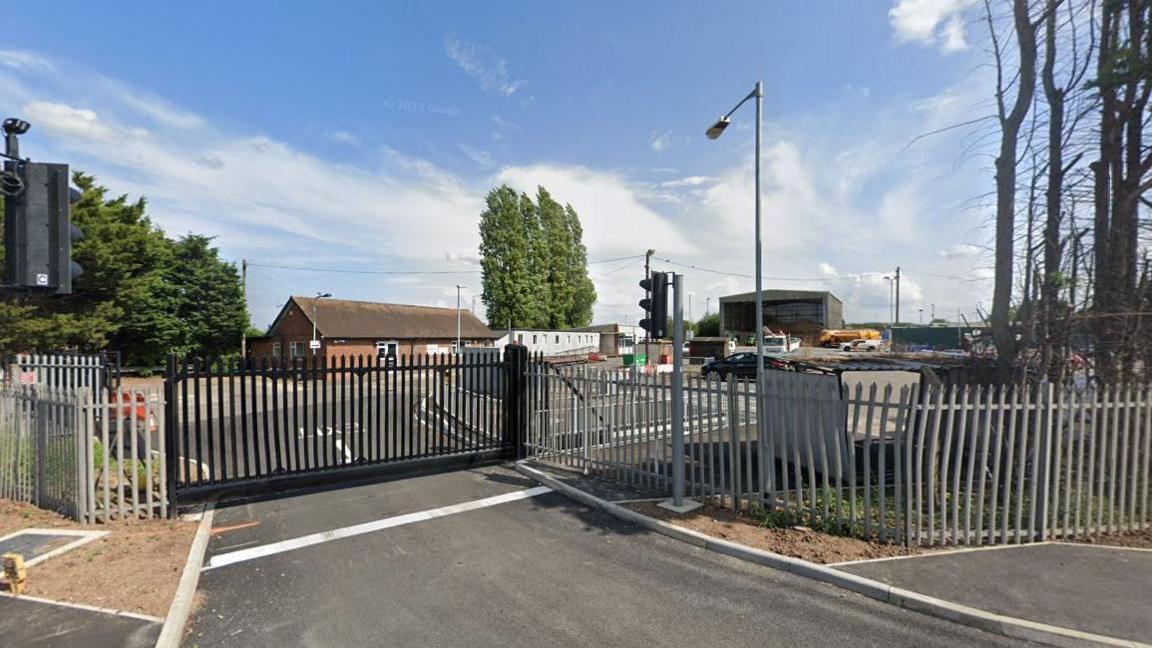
35,274 -> 49,286
309,340 -> 321,350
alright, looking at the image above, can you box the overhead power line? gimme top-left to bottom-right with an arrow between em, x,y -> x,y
247,262 -> 481,275
652,256 -> 828,282
248,254 -> 644,277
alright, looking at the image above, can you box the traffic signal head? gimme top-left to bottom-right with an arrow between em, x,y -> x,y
3,161 -> 83,294
639,271 -> 668,339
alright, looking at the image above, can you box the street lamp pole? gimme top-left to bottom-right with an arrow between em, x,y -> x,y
883,276 -> 892,327
707,81 -> 765,501
456,285 -> 463,354
311,292 -> 331,356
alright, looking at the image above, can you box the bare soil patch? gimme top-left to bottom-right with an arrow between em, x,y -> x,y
0,499 -> 196,618
1071,528 -> 1152,550
624,501 -> 924,564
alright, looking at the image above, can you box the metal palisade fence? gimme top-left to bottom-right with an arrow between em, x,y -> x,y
164,351 -> 512,500
0,385 -> 86,518
1,354 -> 166,523
524,364 -> 1152,547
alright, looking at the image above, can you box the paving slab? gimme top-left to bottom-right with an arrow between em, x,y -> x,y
0,595 -> 160,648
836,542 -> 1152,644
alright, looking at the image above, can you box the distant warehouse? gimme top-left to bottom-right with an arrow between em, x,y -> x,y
718,289 -> 844,346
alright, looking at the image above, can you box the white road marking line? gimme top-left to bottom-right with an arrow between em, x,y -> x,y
202,486 -> 553,571
0,591 -> 165,624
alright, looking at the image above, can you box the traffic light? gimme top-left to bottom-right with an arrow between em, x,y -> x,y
2,161 -> 83,294
639,271 -> 668,339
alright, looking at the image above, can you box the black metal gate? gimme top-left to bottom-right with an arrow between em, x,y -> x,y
164,346 -> 529,503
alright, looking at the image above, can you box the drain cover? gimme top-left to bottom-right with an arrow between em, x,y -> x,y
0,529 -> 107,568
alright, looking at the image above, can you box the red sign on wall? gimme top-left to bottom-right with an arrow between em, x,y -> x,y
18,371 -> 37,385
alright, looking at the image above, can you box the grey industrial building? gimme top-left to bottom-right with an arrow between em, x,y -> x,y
718,289 -> 844,345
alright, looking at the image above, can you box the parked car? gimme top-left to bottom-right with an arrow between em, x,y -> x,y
700,353 -> 790,380
840,339 -> 882,352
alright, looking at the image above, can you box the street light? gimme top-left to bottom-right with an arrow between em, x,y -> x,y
456,285 -> 463,354
883,277 -> 892,328
705,81 -> 764,412
312,292 -> 331,356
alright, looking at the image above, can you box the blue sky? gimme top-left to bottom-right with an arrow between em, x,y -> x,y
0,0 -> 994,328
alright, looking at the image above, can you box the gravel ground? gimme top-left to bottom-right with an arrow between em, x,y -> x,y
624,501 -> 925,564
0,499 -> 197,617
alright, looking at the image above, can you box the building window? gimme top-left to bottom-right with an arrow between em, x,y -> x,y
555,335 -> 560,343
272,342 -> 282,359
375,340 -> 398,358
532,335 -> 537,344
289,341 -> 306,358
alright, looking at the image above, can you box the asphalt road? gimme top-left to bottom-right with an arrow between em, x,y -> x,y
186,465 -> 1029,647
0,595 -> 160,648
839,543 -> 1152,643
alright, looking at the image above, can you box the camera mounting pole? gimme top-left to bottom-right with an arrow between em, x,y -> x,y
3,118 -> 30,159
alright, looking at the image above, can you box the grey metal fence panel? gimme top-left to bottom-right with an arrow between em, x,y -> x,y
522,362 -> 1152,547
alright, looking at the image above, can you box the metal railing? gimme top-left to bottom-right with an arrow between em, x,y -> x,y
525,366 -> 1152,547
0,384 -> 168,523
165,354 -> 509,498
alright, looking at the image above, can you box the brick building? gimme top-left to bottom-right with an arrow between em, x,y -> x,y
249,296 -> 502,363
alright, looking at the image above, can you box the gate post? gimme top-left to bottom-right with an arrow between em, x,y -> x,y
33,391 -> 46,508
164,355 -> 179,518
503,344 -> 529,459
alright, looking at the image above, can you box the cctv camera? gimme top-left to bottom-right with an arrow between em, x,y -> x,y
2,118 -> 30,135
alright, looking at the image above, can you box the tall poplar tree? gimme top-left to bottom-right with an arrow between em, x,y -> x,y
479,184 -> 596,329
563,203 -> 596,327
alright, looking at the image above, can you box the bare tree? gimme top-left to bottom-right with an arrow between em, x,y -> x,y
1091,0 -> 1152,382
987,0 -> 1041,377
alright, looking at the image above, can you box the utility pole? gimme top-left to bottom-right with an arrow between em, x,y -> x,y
241,259 -> 247,359
705,297 -> 711,316
456,285 -> 463,354
644,248 -> 655,364
659,273 -> 698,513
931,303 -> 935,321
311,292 -> 331,356
894,266 -> 901,325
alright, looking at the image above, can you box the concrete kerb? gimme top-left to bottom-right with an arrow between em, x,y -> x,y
514,461 -> 1148,648
155,500 -> 216,648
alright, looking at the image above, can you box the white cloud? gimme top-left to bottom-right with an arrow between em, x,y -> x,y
658,175 -> 711,188
105,81 -> 205,129
445,36 -> 527,96
941,243 -> 981,259
458,143 -> 495,169
23,101 -> 124,142
496,164 -> 697,258
328,130 -> 360,146
649,130 -> 672,152
0,49 -> 55,73
889,0 -> 978,53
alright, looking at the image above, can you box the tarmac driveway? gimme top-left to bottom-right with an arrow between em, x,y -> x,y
186,465 -> 1029,647
836,542 -> 1152,644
